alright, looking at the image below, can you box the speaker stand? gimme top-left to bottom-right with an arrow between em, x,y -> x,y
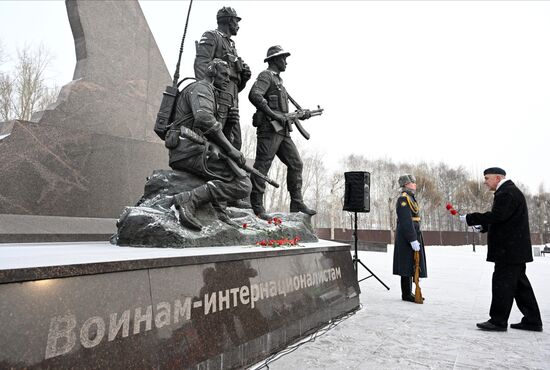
352,212 -> 390,290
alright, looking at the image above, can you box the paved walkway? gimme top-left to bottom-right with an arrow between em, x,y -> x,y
263,245 -> 550,369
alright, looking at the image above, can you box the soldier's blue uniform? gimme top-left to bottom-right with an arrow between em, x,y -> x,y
393,188 -> 427,300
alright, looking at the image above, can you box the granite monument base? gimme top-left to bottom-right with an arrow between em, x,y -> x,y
0,241 -> 359,369
0,214 -> 116,243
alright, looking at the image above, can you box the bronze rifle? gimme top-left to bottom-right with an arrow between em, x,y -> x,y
179,127 -> 280,188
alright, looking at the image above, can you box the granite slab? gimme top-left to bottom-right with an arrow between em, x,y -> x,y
0,240 -> 360,369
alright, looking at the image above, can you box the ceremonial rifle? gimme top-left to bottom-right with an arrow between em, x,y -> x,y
414,251 -> 424,304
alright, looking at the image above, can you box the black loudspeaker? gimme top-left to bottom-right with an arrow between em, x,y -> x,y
343,171 -> 370,212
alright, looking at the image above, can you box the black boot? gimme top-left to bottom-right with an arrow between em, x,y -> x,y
216,208 -> 241,228
227,198 -> 252,209
401,276 -> 414,302
289,200 -> 316,216
173,185 -> 211,231
250,191 -> 271,221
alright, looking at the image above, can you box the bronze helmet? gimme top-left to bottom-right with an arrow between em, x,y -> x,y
264,45 -> 291,63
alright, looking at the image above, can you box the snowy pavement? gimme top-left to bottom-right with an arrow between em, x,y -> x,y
260,245 -> 550,370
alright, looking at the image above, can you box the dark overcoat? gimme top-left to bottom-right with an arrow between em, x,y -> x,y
393,189 -> 427,277
466,180 -> 533,264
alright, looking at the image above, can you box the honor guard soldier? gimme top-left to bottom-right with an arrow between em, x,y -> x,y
194,6 -> 251,150
393,174 -> 427,302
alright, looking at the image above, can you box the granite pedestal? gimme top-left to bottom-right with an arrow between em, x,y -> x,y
0,241 -> 360,369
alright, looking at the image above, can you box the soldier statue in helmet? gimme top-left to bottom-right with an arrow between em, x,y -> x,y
194,6 -> 251,151
248,45 -> 316,220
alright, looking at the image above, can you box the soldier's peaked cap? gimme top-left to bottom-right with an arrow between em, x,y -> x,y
483,167 -> 506,176
217,7 -> 241,21
264,45 -> 291,62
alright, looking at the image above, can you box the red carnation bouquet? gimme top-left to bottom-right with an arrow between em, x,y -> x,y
445,203 -> 461,216
242,217 -> 302,247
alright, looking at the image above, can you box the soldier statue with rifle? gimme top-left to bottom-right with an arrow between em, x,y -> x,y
153,2 -> 277,231
165,59 -> 276,230
194,6 -> 251,151
249,45 -> 323,220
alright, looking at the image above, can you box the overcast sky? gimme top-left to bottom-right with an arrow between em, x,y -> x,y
1,1 -> 549,193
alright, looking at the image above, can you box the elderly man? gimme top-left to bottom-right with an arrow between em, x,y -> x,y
248,45 -> 315,220
461,167 -> 542,332
166,59 -> 251,231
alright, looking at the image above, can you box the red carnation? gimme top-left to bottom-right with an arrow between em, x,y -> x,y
446,203 -> 453,210
242,223 -> 247,229
450,209 -> 458,215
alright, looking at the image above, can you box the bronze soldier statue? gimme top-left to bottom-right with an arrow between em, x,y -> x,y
248,45 -> 316,220
194,6 -> 251,151
166,59 -> 251,230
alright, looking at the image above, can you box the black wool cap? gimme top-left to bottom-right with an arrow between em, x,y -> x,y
483,167 -> 506,176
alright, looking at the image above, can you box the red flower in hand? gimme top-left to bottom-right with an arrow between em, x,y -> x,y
446,203 -> 453,210
450,209 -> 458,215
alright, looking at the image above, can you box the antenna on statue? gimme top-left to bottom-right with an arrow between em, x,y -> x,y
153,0 -> 193,141
173,0 -> 193,86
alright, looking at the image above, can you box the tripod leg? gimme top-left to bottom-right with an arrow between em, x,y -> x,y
351,211 -> 390,290
357,259 -> 390,290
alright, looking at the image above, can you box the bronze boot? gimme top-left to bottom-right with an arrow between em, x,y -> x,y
289,199 -> 316,216
250,191 -> 271,221
173,185 -> 212,231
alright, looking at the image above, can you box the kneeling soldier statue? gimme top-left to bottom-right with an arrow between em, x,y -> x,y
166,59 -> 251,230
248,45 -> 317,220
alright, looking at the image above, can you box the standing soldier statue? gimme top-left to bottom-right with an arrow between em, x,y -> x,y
194,6 -> 251,151
248,45 -> 320,220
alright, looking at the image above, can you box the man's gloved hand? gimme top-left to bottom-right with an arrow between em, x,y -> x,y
228,148 -> 246,166
459,215 -> 467,223
241,63 -> 251,81
227,107 -> 240,126
410,240 -> 421,251
471,225 -> 483,233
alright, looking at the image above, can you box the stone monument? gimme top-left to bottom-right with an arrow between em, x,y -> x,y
0,2 -> 360,369
0,0 -> 170,219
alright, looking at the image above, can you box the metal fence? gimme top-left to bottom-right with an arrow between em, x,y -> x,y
316,228 -> 550,246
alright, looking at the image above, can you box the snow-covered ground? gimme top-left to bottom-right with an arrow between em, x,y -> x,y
259,245 -> 550,370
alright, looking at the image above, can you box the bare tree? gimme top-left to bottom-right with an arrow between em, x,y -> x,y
240,124 -> 257,160
0,73 -> 12,121
0,43 -> 59,122
0,39 -> 12,121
